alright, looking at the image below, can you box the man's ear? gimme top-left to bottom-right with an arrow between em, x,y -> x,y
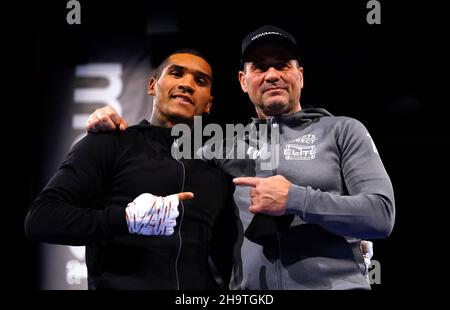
238,70 -> 248,93
204,96 -> 213,114
148,77 -> 157,96
299,67 -> 304,89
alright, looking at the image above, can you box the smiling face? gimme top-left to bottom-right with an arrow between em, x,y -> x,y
148,53 -> 213,128
239,43 -> 303,119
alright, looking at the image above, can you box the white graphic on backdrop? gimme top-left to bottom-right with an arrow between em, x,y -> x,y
72,64 -> 123,146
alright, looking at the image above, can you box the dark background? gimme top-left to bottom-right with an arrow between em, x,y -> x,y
5,0 -> 447,292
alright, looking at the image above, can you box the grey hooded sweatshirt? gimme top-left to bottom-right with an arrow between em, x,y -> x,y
208,108 -> 395,290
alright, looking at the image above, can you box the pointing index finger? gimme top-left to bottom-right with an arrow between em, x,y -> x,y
233,177 -> 260,187
177,192 -> 194,201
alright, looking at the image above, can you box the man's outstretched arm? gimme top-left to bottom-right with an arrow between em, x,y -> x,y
233,119 -> 395,240
25,133 -> 191,245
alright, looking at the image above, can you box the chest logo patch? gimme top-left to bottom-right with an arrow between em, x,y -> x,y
284,134 -> 317,160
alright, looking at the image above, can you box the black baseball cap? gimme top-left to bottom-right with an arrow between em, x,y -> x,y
241,25 -> 300,65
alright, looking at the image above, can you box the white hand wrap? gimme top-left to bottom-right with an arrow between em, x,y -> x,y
125,193 -> 180,236
361,240 -> 374,269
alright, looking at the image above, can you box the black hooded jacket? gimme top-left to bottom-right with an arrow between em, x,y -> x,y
25,120 -> 235,289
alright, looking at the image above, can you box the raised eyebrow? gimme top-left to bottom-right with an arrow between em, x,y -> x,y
250,59 -> 291,69
167,65 -> 212,83
167,64 -> 185,72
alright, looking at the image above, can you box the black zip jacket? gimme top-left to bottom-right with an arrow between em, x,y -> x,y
25,120 -> 235,290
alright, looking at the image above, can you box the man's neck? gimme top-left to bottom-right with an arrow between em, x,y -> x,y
150,115 -> 174,128
150,111 -> 193,129
256,103 -> 302,119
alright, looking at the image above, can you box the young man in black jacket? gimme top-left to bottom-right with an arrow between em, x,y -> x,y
25,50 -> 235,290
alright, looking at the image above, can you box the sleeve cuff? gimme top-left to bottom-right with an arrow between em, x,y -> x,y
286,184 -> 308,219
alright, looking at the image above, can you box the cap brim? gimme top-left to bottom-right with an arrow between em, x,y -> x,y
241,35 -> 299,64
